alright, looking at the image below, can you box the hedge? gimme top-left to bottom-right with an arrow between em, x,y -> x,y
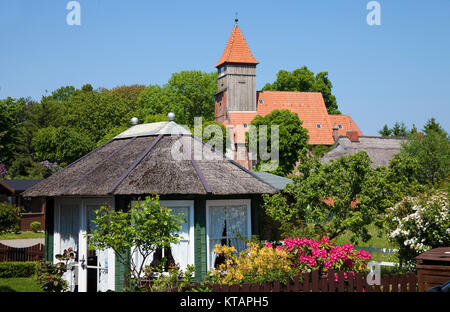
0,262 -> 38,278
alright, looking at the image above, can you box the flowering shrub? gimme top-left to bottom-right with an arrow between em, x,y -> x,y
276,236 -> 371,277
209,237 -> 371,286
387,188 -> 449,270
210,242 -> 299,285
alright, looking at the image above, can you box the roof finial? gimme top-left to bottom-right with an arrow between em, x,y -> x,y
234,12 -> 238,25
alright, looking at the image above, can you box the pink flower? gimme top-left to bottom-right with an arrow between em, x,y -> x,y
264,242 -> 273,248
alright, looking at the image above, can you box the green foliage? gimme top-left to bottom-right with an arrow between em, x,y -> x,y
0,202 -> 22,233
198,120 -> 228,151
32,126 -> 94,166
264,152 -> 382,242
311,145 -> 331,158
385,185 -> 449,270
35,261 -> 68,292
262,66 -> 340,114
249,109 -> 309,176
137,71 -> 217,127
30,221 -> 41,233
87,195 -> 184,287
0,262 -> 37,278
378,122 -> 415,137
0,97 -> 26,166
143,264 -> 196,292
398,130 -> 449,185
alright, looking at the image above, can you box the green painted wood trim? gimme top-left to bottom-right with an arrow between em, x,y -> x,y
114,196 -> 131,292
193,197 -> 207,281
251,196 -> 260,239
44,197 -> 54,262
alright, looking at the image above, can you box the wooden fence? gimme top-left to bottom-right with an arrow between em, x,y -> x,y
0,243 -> 44,262
171,270 -> 418,292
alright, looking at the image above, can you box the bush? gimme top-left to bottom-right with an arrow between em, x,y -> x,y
30,221 -> 41,233
386,186 -> 449,270
36,261 -> 68,292
0,202 -> 21,233
209,242 -> 300,286
0,262 -> 37,278
209,237 -> 372,286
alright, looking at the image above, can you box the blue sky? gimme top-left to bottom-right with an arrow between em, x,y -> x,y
0,0 -> 449,135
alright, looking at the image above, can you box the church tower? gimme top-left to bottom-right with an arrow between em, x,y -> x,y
215,20 -> 258,123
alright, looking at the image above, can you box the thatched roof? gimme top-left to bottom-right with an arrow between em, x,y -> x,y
321,136 -> 406,167
23,121 -> 277,197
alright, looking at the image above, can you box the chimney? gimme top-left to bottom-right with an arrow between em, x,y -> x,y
346,130 -> 359,142
332,124 -> 339,142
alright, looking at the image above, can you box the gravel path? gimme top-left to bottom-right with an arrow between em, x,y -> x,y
0,238 -> 44,248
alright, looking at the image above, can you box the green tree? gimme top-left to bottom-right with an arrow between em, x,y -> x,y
262,66 -> 340,114
87,195 -> 184,289
423,117 -> 446,136
249,109 -> 309,176
137,71 -> 217,127
32,126 -> 94,166
0,202 -> 21,233
378,122 -> 417,137
263,152 -> 381,242
398,130 -> 450,185
0,97 -> 26,166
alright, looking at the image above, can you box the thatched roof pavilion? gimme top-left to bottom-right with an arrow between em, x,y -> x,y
27,118 -> 285,292
24,120 -> 276,197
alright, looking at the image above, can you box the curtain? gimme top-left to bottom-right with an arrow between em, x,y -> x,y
209,206 -> 227,268
170,207 -> 190,271
227,205 -> 248,253
208,204 -> 249,269
59,204 -> 80,291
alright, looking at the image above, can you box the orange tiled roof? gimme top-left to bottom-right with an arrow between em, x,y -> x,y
328,115 -> 363,137
257,91 -> 335,145
215,25 -> 259,68
222,92 -> 363,146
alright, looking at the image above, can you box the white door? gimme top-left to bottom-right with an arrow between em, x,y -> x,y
54,199 -> 81,292
83,199 -> 115,292
206,199 -> 251,271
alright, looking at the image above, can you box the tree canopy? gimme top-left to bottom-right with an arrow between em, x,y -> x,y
249,109 -> 309,176
262,66 -> 340,114
1,70 -> 218,179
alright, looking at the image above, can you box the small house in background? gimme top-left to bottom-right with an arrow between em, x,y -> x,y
321,131 -> 407,167
23,116 -> 285,292
0,179 -> 45,231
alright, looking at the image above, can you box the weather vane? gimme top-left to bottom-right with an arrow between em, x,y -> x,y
235,12 -> 239,24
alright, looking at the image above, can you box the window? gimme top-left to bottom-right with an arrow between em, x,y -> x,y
317,124 -> 322,129
259,99 -> 264,104
131,200 -> 194,273
243,123 -> 248,128
338,124 -> 343,129
206,200 -> 251,270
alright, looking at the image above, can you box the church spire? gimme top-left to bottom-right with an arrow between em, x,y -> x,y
215,20 -> 258,68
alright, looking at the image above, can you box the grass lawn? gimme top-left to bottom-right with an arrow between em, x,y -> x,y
0,232 -> 45,240
332,223 -> 399,263
0,277 -> 42,292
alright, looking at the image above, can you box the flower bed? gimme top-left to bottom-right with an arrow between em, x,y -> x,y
210,237 -> 371,286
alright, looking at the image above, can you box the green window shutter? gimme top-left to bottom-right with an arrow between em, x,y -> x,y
194,198 -> 207,281
44,197 -> 54,262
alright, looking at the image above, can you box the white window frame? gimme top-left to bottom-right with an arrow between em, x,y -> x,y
205,199 -> 251,271
130,200 -> 195,275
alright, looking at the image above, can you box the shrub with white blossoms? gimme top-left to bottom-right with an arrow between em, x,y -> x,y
386,188 -> 449,270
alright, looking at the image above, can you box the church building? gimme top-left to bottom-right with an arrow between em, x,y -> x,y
214,20 -> 363,169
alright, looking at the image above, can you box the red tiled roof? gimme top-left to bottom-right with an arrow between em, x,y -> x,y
223,92 -> 363,146
257,91 -> 335,145
329,115 -> 363,138
215,25 -> 259,68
